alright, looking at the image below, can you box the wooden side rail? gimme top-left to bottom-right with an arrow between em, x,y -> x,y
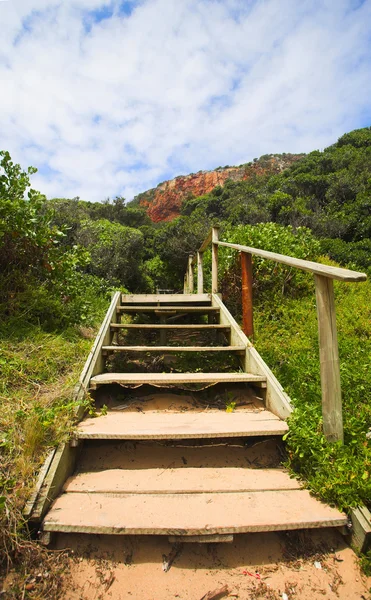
217,241 -> 366,282
184,229 -> 367,444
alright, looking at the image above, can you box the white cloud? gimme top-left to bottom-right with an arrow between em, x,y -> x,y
0,0 -> 370,202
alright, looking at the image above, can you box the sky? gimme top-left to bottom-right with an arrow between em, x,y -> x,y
0,0 -> 371,202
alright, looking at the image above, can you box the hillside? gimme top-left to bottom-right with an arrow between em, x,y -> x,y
132,154 -> 304,222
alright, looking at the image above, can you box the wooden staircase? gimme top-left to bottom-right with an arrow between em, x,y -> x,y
31,292 -> 348,542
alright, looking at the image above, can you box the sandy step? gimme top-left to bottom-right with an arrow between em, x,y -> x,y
102,345 -> 244,352
110,324 -> 230,329
89,372 -> 266,389
64,467 -> 301,495
43,490 -> 347,535
76,411 -> 288,440
118,306 -> 220,313
121,294 -> 212,304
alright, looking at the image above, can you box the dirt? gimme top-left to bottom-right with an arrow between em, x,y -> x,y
57,530 -> 371,599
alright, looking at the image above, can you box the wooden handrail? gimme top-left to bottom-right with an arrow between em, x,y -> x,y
184,227 -> 367,443
217,241 -> 366,282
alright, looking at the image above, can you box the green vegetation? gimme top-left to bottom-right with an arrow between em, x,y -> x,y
1,127 -> 371,585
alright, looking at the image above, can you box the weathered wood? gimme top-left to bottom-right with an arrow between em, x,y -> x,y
121,294 -> 211,304
218,241 -> 367,282
198,229 -> 212,254
314,275 -> 343,443
30,443 -> 80,522
188,254 -> 195,293
23,449 -> 56,519
183,271 -> 189,294
212,227 -> 219,293
212,294 -> 292,420
77,291 -> 121,387
110,323 -> 230,329
102,345 -> 245,353
240,252 -> 254,338
89,371 -> 266,388
197,252 -> 204,294
118,306 -> 220,313
350,506 -> 371,552
43,489 -> 347,535
168,534 -> 233,543
28,294 -> 122,522
64,467 -> 301,494
76,410 -> 287,440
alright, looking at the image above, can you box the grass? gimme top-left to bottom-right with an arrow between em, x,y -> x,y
0,317 -> 100,597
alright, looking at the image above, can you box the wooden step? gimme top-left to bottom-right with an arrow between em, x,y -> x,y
64,467 -> 301,494
102,345 -> 244,353
43,490 -> 347,535
121,294 -> 212,304
89,372 -> 267,389
110,324 -> 230,329
76,411 -> 288,440
118,306 -> 220,313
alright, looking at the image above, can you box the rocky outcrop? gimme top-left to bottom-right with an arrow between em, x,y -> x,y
134,155 -> 304,222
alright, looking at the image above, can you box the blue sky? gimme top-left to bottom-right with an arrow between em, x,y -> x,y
0,0 -> 371,202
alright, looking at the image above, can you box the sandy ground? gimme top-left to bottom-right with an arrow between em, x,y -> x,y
58,530 -> 371,600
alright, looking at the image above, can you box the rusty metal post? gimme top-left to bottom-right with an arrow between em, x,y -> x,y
240,252 -> 253,338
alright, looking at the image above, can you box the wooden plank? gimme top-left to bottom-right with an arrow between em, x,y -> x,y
168,534 -> 233,543
76,410 -> 287,440
64,467 -> 301,494
23,449 -> 56,519
102,345 -> 245,353
31,443 -> 79,522
314,275 -> 343,443
197,252 -> 204,294
89,372 -> 266,388
43,489 -> 347,535
198,229 -> 212,254
212,295 -> 292,420
76,291 -> 121,391
350,506 -> 371,552
110,324 -> 230,329
28,294 -> 121,521
212,227 -> 219,293
218,241 -> 367,282
118,306 -> 220,313
121,294 -> 211,304
188,254 -> 195,293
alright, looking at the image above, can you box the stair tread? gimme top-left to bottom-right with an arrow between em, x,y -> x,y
43,490 -> 347,535
110,324 -> 230,329
121,294 -> 211,304
102,345 -> 245,352
64,467 -> 301,494
77,410 -> 288,439
90,372 -> 266,388
118,306 -> 220,312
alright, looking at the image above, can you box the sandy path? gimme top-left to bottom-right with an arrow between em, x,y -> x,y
59,529 -> 370,599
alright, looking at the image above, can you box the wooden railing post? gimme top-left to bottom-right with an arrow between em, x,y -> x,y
314,274 -> 343,443
197,252 -> 204,294
240,252 -> 254,338
188,254 -> 194,293
183,272 -> 189,294
212,227 -> 219,293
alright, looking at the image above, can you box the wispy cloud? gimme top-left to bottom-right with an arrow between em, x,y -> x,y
0,0 -> 370,201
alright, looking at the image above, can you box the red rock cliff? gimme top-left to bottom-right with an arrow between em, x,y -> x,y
134,155 -> 303,222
